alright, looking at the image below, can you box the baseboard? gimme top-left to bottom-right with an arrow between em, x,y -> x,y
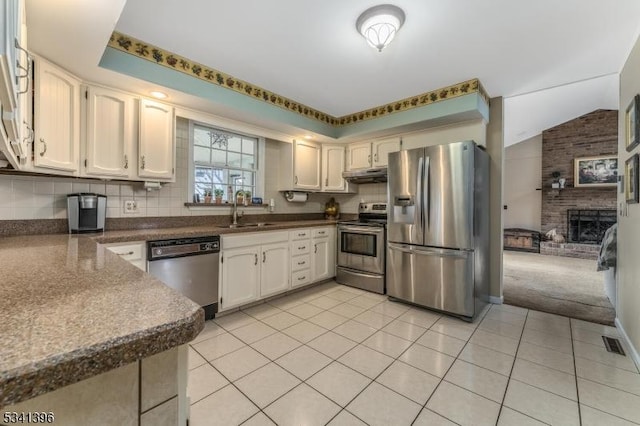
615,317 -> 640,369
489,295 -> 504,304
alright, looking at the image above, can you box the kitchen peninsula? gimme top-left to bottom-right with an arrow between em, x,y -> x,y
0,234 -> 204,424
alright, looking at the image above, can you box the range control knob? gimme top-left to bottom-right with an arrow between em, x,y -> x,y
154,248 -> 163,256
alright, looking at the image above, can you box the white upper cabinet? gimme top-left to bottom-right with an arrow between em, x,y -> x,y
321,144 -> 346,192
33,57 -> 80,174
293,139 -> 321,190
138,98 -> 174,181
346,142 -> 372,170
346,137 -> 401,170
372,137 -> 400,168
83,86 -> 136,178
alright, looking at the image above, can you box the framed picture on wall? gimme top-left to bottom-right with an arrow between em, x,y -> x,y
625,154 -> 639,203
626,94 -> 640,152
574,155 -> 618,187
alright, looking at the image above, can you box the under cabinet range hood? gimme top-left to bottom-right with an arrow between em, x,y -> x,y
342,168 -> 387,184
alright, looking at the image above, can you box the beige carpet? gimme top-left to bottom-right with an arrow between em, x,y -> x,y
503,251 -> 615,325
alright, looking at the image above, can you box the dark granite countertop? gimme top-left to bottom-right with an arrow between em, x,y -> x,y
94,219 -> 340,244
0,219 -> 340,408
0,235 -> 204,408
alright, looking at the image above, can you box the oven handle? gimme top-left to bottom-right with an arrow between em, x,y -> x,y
338,225 -> 385,235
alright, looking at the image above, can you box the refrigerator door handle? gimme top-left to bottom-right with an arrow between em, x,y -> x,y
388,243 -> 470,259
416,156 -> 424,235
423,156 -> 430,230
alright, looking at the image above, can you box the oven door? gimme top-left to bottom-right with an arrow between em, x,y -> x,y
337,224 -> 385,275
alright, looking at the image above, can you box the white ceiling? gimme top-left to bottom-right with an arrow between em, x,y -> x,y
25,0 -> 640,141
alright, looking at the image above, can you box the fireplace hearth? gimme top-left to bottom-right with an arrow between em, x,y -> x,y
567,209 -> 616,244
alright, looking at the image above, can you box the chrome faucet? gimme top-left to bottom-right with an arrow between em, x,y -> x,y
231,187 -> 244,226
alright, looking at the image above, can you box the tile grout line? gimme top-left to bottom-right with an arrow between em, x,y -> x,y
202,285 -> 385,424
240,288 -> 439,425
493,306 -> 546,426
322,305 -> 440,426
570,319 -> 583,426
406,308 -> 491,425
194,287 -> 600,426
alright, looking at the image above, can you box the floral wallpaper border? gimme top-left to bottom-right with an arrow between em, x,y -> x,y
108,32 -> 489,127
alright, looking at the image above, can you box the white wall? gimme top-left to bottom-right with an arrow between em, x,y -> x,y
617,34 -> 640,360
402,119 -> 487,150
503,135 -> 542,230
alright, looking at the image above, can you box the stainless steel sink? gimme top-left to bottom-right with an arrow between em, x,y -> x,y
220,222 -> 277,229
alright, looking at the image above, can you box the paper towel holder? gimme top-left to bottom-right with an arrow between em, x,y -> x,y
282,191 -> 309,203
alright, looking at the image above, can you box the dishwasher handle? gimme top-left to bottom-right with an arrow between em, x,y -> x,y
148,236 -> 220,260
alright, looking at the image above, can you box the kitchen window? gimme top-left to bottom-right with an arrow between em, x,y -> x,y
192,123 -> 259,202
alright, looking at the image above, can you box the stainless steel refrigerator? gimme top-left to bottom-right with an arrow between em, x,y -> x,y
386,141 -> 490,321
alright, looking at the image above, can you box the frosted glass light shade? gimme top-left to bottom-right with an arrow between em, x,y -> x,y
356,5 -> 405,52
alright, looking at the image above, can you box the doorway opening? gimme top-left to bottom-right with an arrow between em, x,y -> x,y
501,110 -> 617,325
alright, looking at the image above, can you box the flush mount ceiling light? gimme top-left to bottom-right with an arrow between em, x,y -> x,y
356,4 -> 405,52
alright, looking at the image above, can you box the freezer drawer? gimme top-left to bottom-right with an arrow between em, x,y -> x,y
387,243 -> 475,318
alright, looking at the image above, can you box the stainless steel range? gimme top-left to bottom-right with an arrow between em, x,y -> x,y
336,202 -> 387,294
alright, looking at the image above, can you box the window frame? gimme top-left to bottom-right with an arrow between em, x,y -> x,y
188,120 -> 265,204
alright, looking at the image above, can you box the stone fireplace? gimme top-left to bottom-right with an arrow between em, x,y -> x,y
567,209 -> 616,244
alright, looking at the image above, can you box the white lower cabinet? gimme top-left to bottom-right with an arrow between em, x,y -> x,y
220,226 -> 337,311
220,246 -> 260,311
260,242 -> 290,298
312,227 -> 336,282
101,241 -> 146,271
290,229 -> 312,289
220,231 -> 289,311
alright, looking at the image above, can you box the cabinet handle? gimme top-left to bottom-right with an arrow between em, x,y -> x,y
124,155 -> 128,169
14,39 -> 31,78
298,276 -> 306,281
117,251 -> 135,256
325,178 -> 328,186
39,138 -> 47,157
254,253 -> 258,265
297,261 -> 305,265
299,246 -> 305,250
314,244 -> 318,254
141,156 -> 145,169
298,233 -> 305,237
374,153 -> 378,162
263,252 -> 266,263
294,175 -> 298,184
23,123 -> 33,144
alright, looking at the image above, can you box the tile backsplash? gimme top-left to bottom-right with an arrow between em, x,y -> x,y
0,118 -> 385,221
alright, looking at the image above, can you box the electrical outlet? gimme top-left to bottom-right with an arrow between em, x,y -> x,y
124,200 -> 139,214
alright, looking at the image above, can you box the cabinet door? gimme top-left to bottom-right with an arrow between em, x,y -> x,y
346,142 -> 371,170
372,137 -> 400,168
220,247 -> 260,311
84,86 -> 135,178
312,237 -> 331,282
293,139 -> 321,190
139,98 -> 174,180
260,242 -> 290,297
33,58 -> 80,172
322,145 -> 346,192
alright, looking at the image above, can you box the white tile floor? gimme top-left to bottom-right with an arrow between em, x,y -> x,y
187,281 -> 640,426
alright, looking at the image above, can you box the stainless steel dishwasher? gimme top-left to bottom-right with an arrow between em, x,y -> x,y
147,236 -> 220,319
